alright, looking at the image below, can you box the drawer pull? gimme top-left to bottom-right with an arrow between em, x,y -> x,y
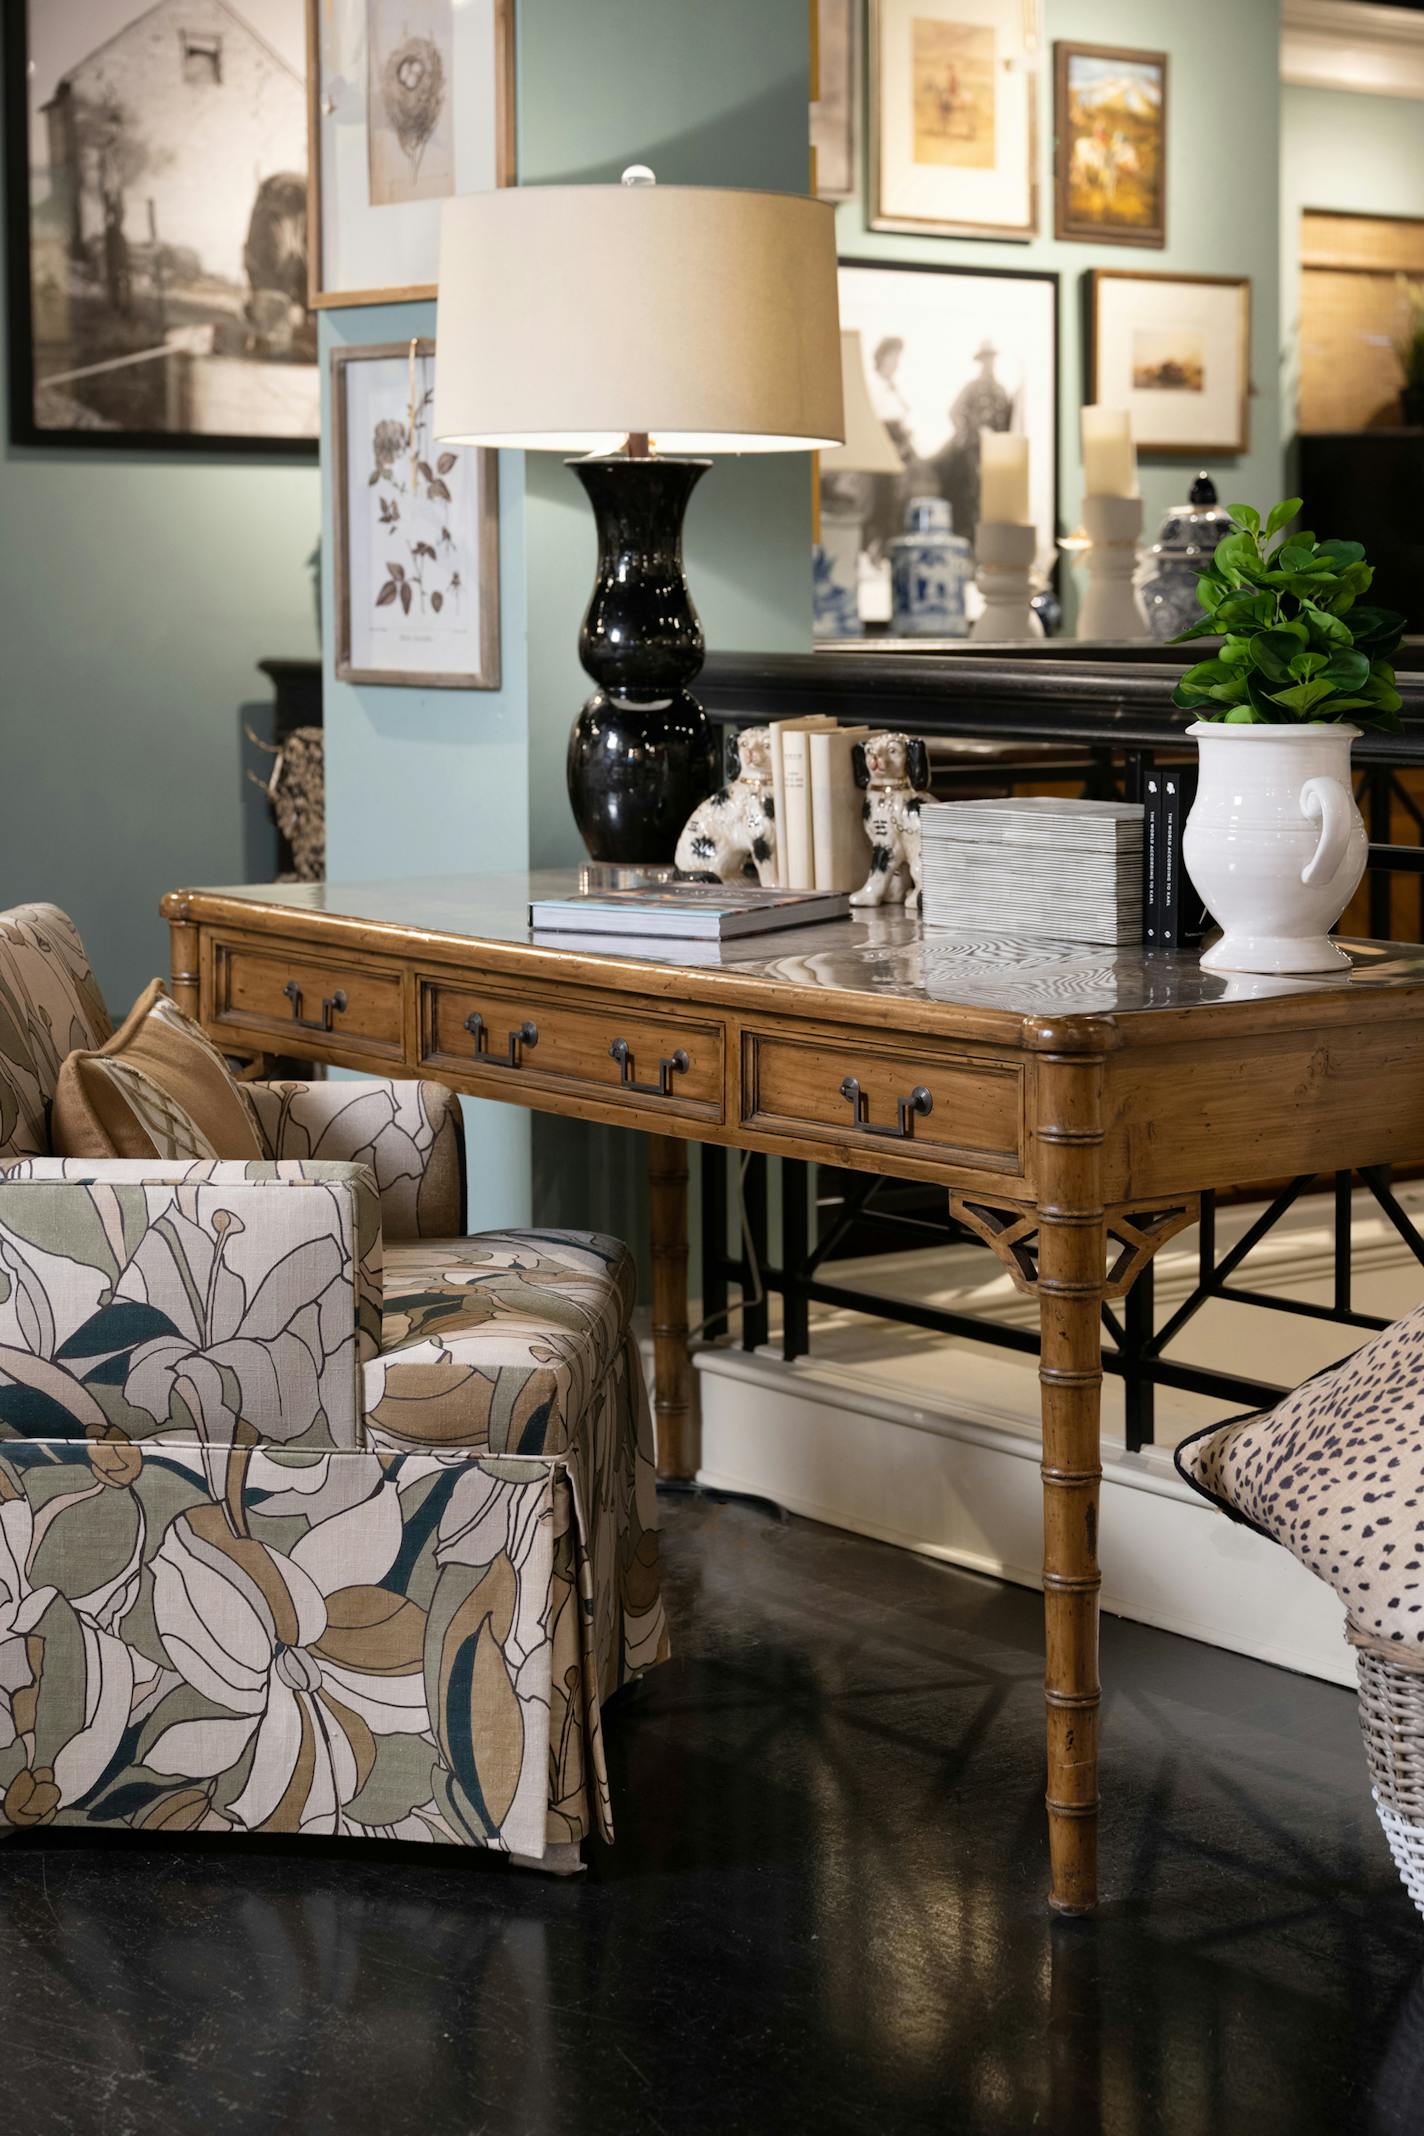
839,1076 -> 933,1140
283,980 -> 347,1034
609,1037 -> 690,1097
464,1013 -> 539,1068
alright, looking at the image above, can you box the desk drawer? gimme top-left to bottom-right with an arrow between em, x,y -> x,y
420,978 -> 723,1121
210,939 -> 403,1058
741,1028 -> 1023,1174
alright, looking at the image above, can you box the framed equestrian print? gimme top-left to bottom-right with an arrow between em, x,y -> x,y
332,339 -> 501,689
307,0 -> 515,308
869,0 -> 1041,240
1054,43 -> 1167,247
4,0 -> 316,450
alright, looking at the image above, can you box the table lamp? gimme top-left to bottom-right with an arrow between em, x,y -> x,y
814,330 -> 904,639
435,170 -> 843,862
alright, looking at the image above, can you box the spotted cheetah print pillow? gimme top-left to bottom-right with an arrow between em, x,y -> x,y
1176,1305 -> 1424,1664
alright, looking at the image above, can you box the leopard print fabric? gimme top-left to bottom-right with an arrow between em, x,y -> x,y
1176,1303 -> 1424,1664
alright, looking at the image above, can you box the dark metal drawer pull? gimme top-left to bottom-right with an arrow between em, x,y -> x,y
839,1076 -> 933,1140
609,1037 -> 689,1097
464,1013 -> 539,1069
283,980 -> 347,1033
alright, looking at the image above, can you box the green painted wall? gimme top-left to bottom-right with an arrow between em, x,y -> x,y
0,71 -> 320,1011
1280,83 -> 1424,444
836,0 -> 1284,572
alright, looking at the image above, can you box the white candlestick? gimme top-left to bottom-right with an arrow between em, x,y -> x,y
1081,405 -> 1137,499
979,431 -> 1029,525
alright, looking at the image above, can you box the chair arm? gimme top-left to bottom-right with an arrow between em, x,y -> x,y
0,1158 -> 381,1451
246,1080 -> 465,1241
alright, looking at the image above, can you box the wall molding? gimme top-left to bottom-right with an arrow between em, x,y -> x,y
1283,0 -> 1424,101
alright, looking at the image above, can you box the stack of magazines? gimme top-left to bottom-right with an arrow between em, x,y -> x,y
918,798 -> 1144,945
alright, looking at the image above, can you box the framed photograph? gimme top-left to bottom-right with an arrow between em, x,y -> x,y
3,0 -> 317,452
812,0 -> 858,202
307,0 -> 514,309
1054,43 -> 1166,247
827,259 -> 1059,620
1090,269 -> 1250,456
870,0 -> 1041,241
332,340 -> 500,689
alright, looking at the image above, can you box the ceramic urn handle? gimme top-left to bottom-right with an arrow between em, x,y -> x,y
1299,775 -> 1354,889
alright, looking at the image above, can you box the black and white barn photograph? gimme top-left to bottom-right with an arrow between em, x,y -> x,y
5,0 -> 316,448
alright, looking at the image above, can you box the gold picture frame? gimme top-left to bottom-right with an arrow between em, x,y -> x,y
331,340 -> 501,690
307,0 -> 516,310
1053,42 -> 1167,249
1089,269 -> 1251,457
869,0 -> 1041,242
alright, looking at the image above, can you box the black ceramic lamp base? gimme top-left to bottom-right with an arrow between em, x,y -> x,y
565,454 -> 720,864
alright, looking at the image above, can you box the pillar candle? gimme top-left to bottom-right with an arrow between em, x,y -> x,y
1081,406 -> 1137,498
979,431 -> 1030,525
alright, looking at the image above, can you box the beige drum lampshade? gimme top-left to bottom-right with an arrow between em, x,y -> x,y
434,178 -> 844,454
820,331 -> 903,475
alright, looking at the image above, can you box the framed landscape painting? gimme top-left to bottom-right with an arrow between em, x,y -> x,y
1090,269 -> 1250,455
1054,42 -> 1167,247
332,340 -> 500,690
307,0 -> 514,307
870,0 -> 1041,241
4,0 -> 317,451
828,259 -> 1059,619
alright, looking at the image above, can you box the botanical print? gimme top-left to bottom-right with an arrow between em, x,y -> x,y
1057,45 -> 1165,244
912,19 -> 995,170
11,1 -> 316,447
1132,328 -> 1203,394
367,0 -> 457,208
338,342 -> 496,687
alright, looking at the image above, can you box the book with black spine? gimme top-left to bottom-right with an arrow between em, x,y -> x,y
1142,773 -> 1164,948
1162,764 -> 1210,947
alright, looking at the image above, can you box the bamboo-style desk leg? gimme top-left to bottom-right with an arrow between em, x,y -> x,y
1034,1028 -> 1108,1916
648,1134 -> 697,1481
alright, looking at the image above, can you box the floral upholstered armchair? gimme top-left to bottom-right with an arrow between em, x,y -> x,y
0,905 -> 667,1866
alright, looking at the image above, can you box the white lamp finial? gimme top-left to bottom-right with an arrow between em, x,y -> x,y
621,164 -> 656,187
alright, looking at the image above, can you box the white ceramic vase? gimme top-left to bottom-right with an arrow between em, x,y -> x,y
1183,721 -> 1367,973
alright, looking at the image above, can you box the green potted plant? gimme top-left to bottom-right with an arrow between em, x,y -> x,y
1168,499 -> 1406,974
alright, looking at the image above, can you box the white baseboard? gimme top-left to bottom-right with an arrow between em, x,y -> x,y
641,1182 -> 1424,1688
691,1345 -> 1354,1686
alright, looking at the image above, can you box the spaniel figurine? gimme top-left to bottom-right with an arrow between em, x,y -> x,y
675,725 -> 777,885
850,731 -> 931,909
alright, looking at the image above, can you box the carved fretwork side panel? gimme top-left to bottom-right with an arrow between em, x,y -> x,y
949,1192 -> 1200,1300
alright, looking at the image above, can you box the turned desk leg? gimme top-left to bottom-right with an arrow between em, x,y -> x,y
649,1134 -> 697,1481
1034,1038 -> 1108,1917
167,908 -> 200,1020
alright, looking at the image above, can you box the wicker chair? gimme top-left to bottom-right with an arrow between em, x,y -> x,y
0,904 -> 667,1867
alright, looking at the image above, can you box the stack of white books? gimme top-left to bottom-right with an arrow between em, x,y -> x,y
765,717 -> 872,892
918,797 -> 1145,945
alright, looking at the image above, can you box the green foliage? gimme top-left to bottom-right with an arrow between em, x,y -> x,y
1396,276 -> 1424,394
1169,496 -> 1405,730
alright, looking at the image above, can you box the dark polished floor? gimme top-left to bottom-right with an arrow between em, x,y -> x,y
4,1492 -> 1424,2136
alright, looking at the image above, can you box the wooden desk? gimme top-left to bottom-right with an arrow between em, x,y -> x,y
161,872 -> 1424,1915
